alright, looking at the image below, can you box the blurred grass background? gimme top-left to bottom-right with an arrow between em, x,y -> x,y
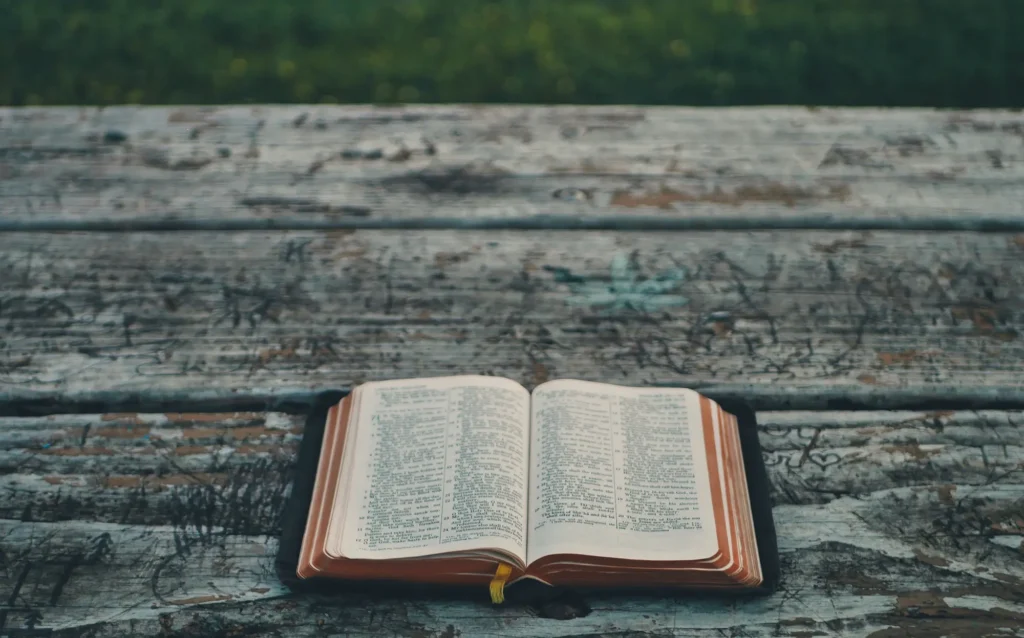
2,0 -> 1023,107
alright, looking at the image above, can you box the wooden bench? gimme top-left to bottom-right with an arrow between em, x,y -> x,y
1,106 -> 1022,637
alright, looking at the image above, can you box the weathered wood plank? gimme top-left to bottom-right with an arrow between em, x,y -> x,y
2,106 -> 1023,230
1,410 -> 1020,529
0,411 -> 1020,528
0,412 -> 302,530
3,230 -> 1024,405
0,411 -> 1020,636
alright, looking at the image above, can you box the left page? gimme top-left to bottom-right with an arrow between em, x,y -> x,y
329,376 -> 531,563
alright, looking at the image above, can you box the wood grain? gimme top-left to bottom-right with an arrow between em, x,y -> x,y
2,106 -> 1023,230
0,410 -> 1019,636
3,230 -> 1024,406
4,104 -> 1024,637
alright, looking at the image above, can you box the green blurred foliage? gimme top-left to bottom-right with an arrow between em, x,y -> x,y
1,0 -> 1022,106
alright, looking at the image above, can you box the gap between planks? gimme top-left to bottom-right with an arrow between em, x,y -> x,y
8,385 -> 1024,417
5,215 -> 1024,232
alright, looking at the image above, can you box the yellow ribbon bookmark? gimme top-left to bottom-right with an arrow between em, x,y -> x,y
489,563 -> 513,604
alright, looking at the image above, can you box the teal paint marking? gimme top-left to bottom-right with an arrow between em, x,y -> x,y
545,254 -> 689,313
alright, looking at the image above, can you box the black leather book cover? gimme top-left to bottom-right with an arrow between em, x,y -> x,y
276,393 -> 340,591
716,399 -> 780,596
275,394 -> 780,599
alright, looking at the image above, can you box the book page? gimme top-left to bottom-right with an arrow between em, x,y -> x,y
527,380 -> 718,563
332,376 -> 530,563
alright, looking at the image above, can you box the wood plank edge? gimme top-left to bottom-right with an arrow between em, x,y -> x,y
3,213 -> 1024,232
6,384 -> 1024,416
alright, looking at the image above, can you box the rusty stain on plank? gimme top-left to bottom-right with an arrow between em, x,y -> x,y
103,472 -> 229,488
912,550 -> 951,567
179,425 -> 289,439
881,443 -> 940,461
877,350 -> 937,366
92,425 -> 152,439
165,413 -> 263,423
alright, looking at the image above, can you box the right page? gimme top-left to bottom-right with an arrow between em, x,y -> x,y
527,380 -> 719,564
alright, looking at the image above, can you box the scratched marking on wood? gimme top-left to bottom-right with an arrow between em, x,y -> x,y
1,106 -> 1023,229
3,103 -> 1024,637
0,413 -> 300,632
2,231 -> 1024,404
556,254 -> 690,312
0,411 -> 1020,635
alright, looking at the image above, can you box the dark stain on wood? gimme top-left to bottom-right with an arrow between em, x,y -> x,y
945,114 -> 1024,139
532,361 -> 550,385
884,135 -> 936,157
532,590 -> 592,620
167,108 -> 219,124
926,167 -> 966,181
985,149 -> 1005,169
779,617 -> 819,627
341,148 -> 384,160
819,144 -> 893,169
102,130 -> 128,144
0,146 -> 104,160
434,251 -> 473,268
168,594 -> 233,606
139,149 -> 213,171
162,455 -> 295,536
2,355 -> 33,370
382,164 -> 511,195
239,196 -> 371,216
610,183 -> 850,209
813,236 -> 869,253
388,147 -> 413,162
951,306 -> 1017,341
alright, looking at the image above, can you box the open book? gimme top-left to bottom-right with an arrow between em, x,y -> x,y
295,376 -> 764,599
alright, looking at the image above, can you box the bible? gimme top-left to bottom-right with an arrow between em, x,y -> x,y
278,376 -> 778,601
